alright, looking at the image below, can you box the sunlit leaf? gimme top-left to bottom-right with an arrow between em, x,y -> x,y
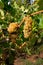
0,9 -> 4,17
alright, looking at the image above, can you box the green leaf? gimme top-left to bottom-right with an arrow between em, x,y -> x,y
40,32 -> 43,38
0,9 -> 4,17
14,1 -> 19,9
21,6 -> 24,10
0,1 -> 4,8
38,0 -> 43,10
39,16 -> 43,29
26,47 -> 31,55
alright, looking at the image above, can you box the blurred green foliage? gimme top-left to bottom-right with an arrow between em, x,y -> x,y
0,0 -> 43,65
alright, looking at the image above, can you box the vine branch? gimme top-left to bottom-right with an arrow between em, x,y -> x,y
19,10 -> 43,27
30,10 -> 43,16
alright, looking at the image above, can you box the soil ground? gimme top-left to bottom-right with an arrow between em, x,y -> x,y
14,52 -> 43,65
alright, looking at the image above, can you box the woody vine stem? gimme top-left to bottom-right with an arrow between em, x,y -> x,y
19,10 -> 43,27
